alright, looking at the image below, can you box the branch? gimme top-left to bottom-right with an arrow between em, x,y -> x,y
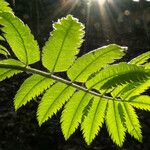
0,63 -> 126,102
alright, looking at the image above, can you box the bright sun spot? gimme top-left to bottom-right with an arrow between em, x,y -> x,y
87,0 -> 107,5
97,0 -> 106,5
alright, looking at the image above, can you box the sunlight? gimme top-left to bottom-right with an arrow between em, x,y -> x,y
97,0 -> 107,5
87,0 -> 107,5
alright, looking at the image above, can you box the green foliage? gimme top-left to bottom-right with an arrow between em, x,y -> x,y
0,12 -> 40,65
0,0 -> 13,13
14,74 -> 55,110
81,97 -> 108,145
106,101 -> 126,147
67,44 -> 126,82
37,82 -> 76,126
61,91 -> 93,139
122,103 -> 142,142
129,51 -> 150,65
86,62 -> 149,90
0,59 -> 24,81
0,45 -> 10,57
129,95 -> 150,111
42,15 -> 84,72
0,1 -> 150,147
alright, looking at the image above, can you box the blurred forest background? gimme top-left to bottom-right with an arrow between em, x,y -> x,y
0,0 -> 150,150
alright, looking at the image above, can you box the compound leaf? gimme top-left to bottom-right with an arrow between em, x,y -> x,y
42,15 -> 84,72
14,74 -> 55,110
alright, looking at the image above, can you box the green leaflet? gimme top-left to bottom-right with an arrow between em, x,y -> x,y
37,82 -> 76,126
86,63 -> 150,90
81,97 -> 108,145
111,78 -> 150,100
0,45 -> 10,56
0,12 -> 40,65
122,79 -> 150,100
106,101 -> 126,147
61,91 -> 93,140
129,95 -> 150,111
67,44 -> 126,82
129,51 -> 150,65
42,15 -> 84,72
122,103 -> 142,142
0,0 -> 13,13
112,51 -> 150,98
14,74 -> 55,110
0,59 -> 23,81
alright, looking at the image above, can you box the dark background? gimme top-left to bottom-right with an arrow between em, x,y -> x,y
0,0 -> 150,149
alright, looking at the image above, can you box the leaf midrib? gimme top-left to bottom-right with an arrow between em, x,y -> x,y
66,92 -> 88,138
88,98 -> 102,143
123,103 -> 141,140
112,101 -> 122,145
51,20 -> 73,72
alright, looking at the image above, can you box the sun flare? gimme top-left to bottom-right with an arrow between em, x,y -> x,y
88,0 -> 107,5
97,0 -> 106,5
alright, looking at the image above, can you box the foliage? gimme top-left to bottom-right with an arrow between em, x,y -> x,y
0,0 -> 150,147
